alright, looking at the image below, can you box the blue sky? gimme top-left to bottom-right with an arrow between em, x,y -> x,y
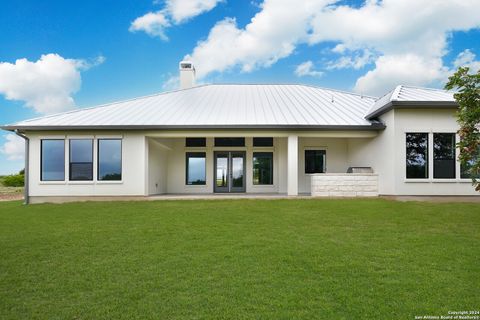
0,0 -> 479,174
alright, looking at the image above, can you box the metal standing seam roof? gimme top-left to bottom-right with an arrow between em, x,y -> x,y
365,85 -> 457,119
2,84 -> 384,131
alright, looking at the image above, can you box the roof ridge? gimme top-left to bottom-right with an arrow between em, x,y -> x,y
399,84 -> 454,93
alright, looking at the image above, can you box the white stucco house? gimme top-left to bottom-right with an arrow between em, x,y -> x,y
2,61 -> 478,203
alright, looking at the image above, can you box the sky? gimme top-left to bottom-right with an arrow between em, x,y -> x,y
0,0 -> 480,174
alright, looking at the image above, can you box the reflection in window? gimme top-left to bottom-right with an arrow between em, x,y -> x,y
406,133 -> 429,179
98,139 -> 122,181
305,150 -> 326,174
461,147 -> 480,179
41,140 -> 65,181
253,137 -> 273,147
70,139 -> 93,181
253,152 -> 273,185
186,152 -> 206,185
433,133 -> 455,179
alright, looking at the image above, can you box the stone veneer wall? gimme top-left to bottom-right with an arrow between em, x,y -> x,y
310,173 -> 378,197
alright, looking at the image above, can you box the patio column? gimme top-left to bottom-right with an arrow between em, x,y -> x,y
287,135 -> 298,196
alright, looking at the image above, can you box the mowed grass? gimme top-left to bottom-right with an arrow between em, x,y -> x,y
0,199 -> 479,319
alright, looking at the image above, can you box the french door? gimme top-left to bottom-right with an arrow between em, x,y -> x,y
214,151 -> 246,193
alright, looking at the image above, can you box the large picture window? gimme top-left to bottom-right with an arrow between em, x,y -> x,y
433,133 -> 456,179
305,150 -> 326,174
253,152 -> 273,185
41,140 -> 65,181
186,152 -> 206,185
69,139 -> 93,181
406,133 -> 429,179
98,139 -> 122,181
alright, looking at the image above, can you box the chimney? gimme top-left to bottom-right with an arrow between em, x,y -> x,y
179,60 -> 195,89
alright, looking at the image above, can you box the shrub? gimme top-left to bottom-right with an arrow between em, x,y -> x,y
2,174 -> 24,187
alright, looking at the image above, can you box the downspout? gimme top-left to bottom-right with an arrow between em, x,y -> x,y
14,130 -> 29,205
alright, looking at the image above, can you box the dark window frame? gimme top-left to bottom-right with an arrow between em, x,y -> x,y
253,137 -> 273,147
304,150 -> 326,174
433,133 -> 456,179
253,152 -> 274,185
185,152 -> 207,185
214,137 -> 245,147
40,139 -> 65,181
97,139 -> 122,181
186,137 -> 206,147
69,139 -> 94,181
406,132 -> 429,179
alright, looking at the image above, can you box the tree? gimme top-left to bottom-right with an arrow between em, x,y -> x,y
445,67 -> 480,191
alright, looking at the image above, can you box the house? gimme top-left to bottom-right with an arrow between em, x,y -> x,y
2,61 -> 477,203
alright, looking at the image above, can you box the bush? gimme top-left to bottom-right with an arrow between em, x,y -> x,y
2,174 -> 24,187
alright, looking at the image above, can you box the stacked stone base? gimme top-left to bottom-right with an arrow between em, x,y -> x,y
311,173 -> 378,197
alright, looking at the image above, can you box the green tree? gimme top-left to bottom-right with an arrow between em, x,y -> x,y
445,67 -> 480,191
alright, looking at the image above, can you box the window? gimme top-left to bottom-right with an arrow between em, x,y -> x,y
214,137 -> 245,147
98,139 -> 122,181
433,133 -> 456,179
41,140 -> 65,181
186,137 -> 206,147
305,150 -> 326,174
253,152 -> 273,185
253,137 -> 273,147
69,139 -> 93,181
186,152 -> 206,185
406,133 -> 429,179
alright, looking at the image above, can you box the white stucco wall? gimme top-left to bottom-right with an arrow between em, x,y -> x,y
147,139 -> 169,195
27,131 -> 147,197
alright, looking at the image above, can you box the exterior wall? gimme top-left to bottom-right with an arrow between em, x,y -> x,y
392,109 -> 477,196
311,173 -> 378,197
27,131 -> 147,197
147,139 -> 169,195
298,137 -> 349,193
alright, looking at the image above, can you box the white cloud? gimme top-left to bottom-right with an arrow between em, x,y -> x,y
295,61 -> 323,77
1,134 -> 24,161
186,0 -> 330,78
130,0 -> 223,39
162,75 -> 180,91
354,54 -> 447,96
0,53 -> 103,114
185,0 -> 480,95
453,49 -> 480,72
129,11 -> 170,40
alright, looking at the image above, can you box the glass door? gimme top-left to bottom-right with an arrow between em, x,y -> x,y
214,151 -> 246,193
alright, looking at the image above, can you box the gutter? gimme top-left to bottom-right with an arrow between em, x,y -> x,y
365,100 -> 458,120
14,130 -> 29,205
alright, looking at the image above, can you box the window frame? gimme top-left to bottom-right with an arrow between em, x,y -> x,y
185,152 -> 207,186
186,137 -> 207,147
214,137 -> 245,147
69,138 -> 94,181
253,137 -> 274,147
40,139 -> 66,182
304,149 -> 326,174
97,138 -> 122,181
433,133 -> 456,179
405,132 -> 429,180
252,152 -> 274,185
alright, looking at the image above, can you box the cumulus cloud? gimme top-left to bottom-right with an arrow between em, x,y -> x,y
295,61 -> 323,77
453,49 -> 480,72
185,0 -> 480,95
1,134 -> 24,161
0,53 -> 103,114
130,0 -> 223,39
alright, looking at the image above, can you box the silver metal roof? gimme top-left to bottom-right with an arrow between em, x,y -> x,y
365,85 -> 457,119
3,84 -> 382,131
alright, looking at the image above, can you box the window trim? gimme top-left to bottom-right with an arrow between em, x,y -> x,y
433,132 -> 456,179
69,139 -> 94,181
405,132 -> 429,180
97,138 -> 123,182
214,137 -> 245,147
252,152 -> 274,185
253,137 -> 274,147
186,137 -> 207,148
185,152 -> 207,186
40,139 -> 66,182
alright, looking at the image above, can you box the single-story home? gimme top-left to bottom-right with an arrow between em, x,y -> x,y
2,61 -> 478,203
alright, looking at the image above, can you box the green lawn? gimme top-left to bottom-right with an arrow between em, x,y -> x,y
0,199 -> 479,319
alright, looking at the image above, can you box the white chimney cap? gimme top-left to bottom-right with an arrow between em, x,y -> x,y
179,61 -> 194,70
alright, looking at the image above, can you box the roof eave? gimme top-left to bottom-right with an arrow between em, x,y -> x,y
1,123 -> 386,132
365,100 -> 458,120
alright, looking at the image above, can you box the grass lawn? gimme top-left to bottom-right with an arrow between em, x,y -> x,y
0,199 -> 479,319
